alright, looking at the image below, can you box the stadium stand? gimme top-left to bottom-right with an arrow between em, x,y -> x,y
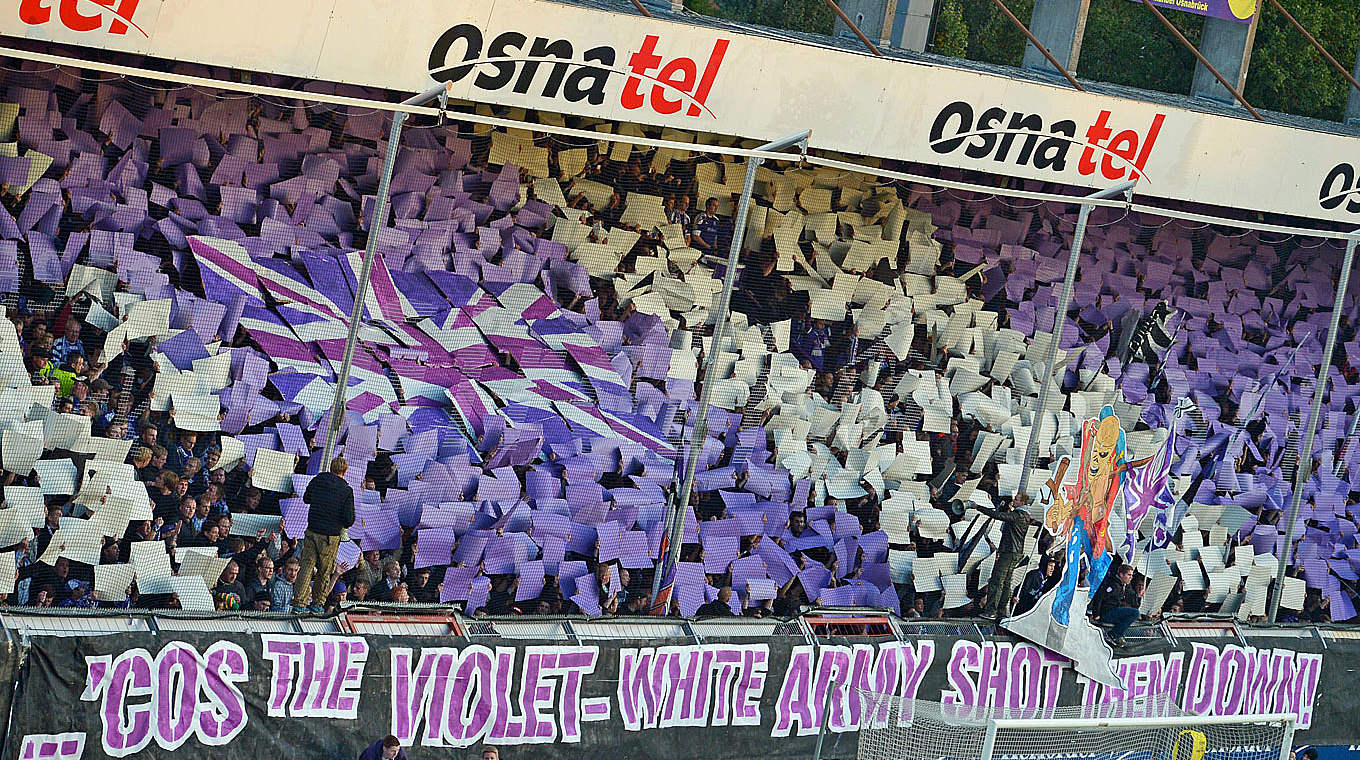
0,56 -> 1355,627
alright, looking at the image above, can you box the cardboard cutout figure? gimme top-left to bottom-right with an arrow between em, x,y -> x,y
1003,404 -> 1157,688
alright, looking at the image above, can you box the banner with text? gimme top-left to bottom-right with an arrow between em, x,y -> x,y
1134,0 -> 1259,23
2,0 -> 1358,224
1,631 -> 1346,760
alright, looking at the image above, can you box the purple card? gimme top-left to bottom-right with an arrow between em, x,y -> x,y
356,508 -> 402,551
516,560 -> 546,601
747,578 -> 777,602
454,533 -> 491,566
539,536 -> 566,575
336,540 -> 361,571
441,566 -> 480,602
597,525 -> 623,563
720,490 -> 757,512
570,579 -> 602,617
280,497 -> 308,539
413,527 -> 457,569
276,423 -> 309,456
798,564 -> 831,597
675,562 -> 707,616
466,576 -> 492,614
730,555 -> 767,585
619,531 -> 654,569
484,534 -> 528,575
702,535 -> 739,574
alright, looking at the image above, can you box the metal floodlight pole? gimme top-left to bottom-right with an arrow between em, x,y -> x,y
1016,180 -> 1137,498
1269,231 -> 1359,622
320,81 -> 453,468
651,129 -> 812,605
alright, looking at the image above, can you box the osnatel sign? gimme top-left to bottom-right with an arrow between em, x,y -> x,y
5,0 -> 1359,224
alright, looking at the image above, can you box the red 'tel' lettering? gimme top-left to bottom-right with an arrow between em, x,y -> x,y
622,35 -> 729,118
19,0 -> 144,36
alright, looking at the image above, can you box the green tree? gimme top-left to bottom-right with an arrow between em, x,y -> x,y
1078,0 -> 1201,95
1245,0 -> 1360,121
683,0 -> 835,35
933,0 -> 971,57
683,0 -> 721,16
958,0 -> 1032,66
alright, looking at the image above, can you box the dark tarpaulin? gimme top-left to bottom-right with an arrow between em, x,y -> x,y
0,639 -> 17,754
1,629 -> 1345,760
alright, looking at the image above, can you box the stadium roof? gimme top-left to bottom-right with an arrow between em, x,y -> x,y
3,0 -> 1355,227
555,0 -> 1360,140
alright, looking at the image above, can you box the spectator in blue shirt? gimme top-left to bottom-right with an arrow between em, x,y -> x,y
166,430 -> 199,472
60,580 -> 98,609
51,319 -> 83,365
272,557 -> 300,612
826,325 -> 859,371
690,197 -> 722,251
666,194 -> 690,230
189,497 -> 212,535
792,319 -> 832,371
182,457 -> 207,495
204,484 -> 229,516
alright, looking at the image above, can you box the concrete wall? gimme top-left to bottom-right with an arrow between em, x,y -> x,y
834,0 -> 936,51
1191,13 -> 1260,105
833,0 -> 889,44
1021,0 -> 1091,74
898,0 -> 936,51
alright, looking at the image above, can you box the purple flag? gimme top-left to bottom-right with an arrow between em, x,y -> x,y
1123,400 -> 1186,559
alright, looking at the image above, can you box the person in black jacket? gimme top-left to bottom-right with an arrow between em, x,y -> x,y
1092,563 -> 1141,646
1013,554 -> 1057,616
975,494 -> 1036,619
357,735 -> 406,760
695,586 -> 736,617
291,458 -> 355,614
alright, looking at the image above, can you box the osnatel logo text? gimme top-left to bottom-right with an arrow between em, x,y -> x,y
929,100 -> 1165,182
1319,162 -> 1360,213
428,24 -> 729,119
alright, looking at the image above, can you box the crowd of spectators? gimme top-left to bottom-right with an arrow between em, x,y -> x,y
0,60 -> 1355,629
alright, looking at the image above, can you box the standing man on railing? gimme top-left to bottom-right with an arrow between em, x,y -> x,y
292,457 -> 355,615
975,493 -> 1035,621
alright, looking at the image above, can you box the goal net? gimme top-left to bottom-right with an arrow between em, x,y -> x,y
853,688 -> 1293,760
